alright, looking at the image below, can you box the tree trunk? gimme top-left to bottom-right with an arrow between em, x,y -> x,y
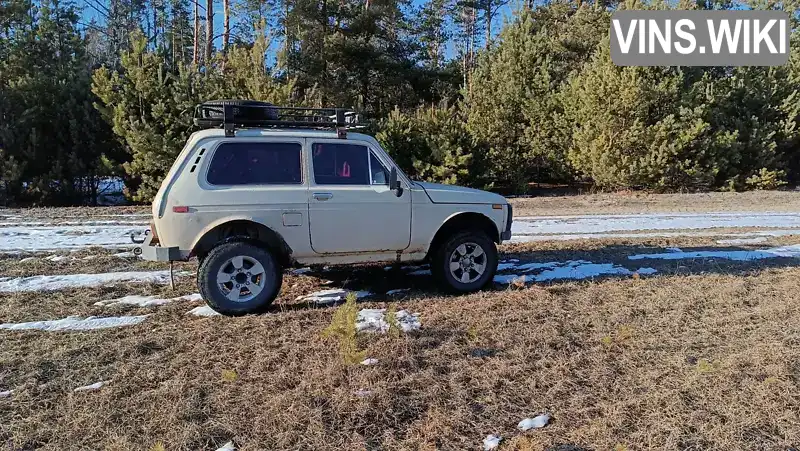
152,2 -> 157,49
485,5 -> 491,49
205,0 -> 213,62
223,0 -> 230,53
284,0 -> 290,75
193,0 -> 199,64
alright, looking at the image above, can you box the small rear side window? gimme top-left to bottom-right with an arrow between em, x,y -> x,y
207,142 -> 302,186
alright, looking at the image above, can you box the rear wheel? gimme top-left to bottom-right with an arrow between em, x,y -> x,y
198,241 -> 282,315
432,231 -> 497,293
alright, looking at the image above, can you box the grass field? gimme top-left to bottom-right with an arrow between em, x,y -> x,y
2,192 -> 800,450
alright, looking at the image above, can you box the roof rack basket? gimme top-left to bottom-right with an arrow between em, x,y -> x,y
193,100 -> 363,137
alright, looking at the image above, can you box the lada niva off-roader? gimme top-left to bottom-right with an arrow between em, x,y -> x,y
135,100 -> 513,315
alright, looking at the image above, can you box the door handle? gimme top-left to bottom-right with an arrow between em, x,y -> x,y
313,192 -> 333,201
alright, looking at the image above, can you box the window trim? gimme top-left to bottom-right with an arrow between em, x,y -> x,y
204,139 -> 305,187
369,150 -> 390,186
309,140 -> 374,187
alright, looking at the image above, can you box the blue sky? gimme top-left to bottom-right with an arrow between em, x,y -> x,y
76,0 -> 519,59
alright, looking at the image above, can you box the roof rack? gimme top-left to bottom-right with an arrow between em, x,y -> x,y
193,100 -> 364,137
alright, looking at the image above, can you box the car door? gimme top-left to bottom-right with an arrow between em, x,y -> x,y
308,139 -> 411,254
195,138 -> 313,256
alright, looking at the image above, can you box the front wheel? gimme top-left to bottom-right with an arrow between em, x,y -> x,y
198,241 -> 282,316
432,231 -> 498,293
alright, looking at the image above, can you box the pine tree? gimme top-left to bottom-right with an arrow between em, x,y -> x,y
466,5 -> 607,190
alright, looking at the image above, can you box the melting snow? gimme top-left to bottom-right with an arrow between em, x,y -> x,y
513,212 -> 800,236
386,288 -> 410,296
354,389 -> 372,398
215,441 -> 236,451
483,435 -> 502,450
407,269 -> 432,276
95,293 -> 202,308
517,413 -> 551,431
0,389 -> 13,398
509,229 -> 800,243
0,315 -> 148,332
295,289 -> 372,304
360,358 -> 379,366
628,244 -> 800,262
188,305 -> 221,317
716,237 -> 769,245
73,380 -> 111,392
535,262 -> 638,281
356,308 -> 421,333
44,255 -> 69,262
291,267 -> 312,275
0,270 -> 189,293
0,225 -> 148,252
494,261 -> 657,284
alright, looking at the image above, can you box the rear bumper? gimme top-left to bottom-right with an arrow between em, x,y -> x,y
501,204 -> 513,241
133,231 -> 182,262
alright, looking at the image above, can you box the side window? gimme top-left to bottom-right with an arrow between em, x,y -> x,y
312,143 -> 369,185
207,142 -> 302,185
370,152 -> 389,185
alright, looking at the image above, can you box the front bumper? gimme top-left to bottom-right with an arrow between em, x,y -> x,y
501,203 -> 513,241
133,231 -> 181,262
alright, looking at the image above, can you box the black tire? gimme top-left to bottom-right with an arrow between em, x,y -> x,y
431,230 -> 498,293
197,241 -> 282,316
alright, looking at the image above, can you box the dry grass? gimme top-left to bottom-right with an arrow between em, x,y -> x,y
3,198 -> 800,450
510,190 -> 800,216
2,250 -> 800,450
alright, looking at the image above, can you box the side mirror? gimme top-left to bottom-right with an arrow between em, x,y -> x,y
390,167 -> 403,197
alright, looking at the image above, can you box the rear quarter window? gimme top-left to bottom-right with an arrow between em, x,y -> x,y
207,142 -> 302,185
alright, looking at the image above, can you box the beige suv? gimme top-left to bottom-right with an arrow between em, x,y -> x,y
135,100 -> 513,315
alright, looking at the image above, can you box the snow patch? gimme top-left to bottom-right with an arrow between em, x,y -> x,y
95,293 -> 202,308
0,225 -> 148,251
535,262 -> 636,281
74,380 -> 111,392
494,261 -> 658,284
483,435 -> 502,450
215,441 -> 236,451
0,389 -> 13,398
628,244 -> 800,262
0,315 -> 148,332
356,308 -> 421,333
45,255 -> 69,262
295,289 -> 372,304
188,305 -> 221,317
0,270 -> 189,293
517,413 -> 551,431
291,267 -> 312,275
354,389 -> 372,398
513,212 -> 800,236
716,237 -> 769,245
635,267 -> 658,275
509,229 -> 800,243
360,358 -> 379,366
386,288 -> 411,296
407,269 -> 432,276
